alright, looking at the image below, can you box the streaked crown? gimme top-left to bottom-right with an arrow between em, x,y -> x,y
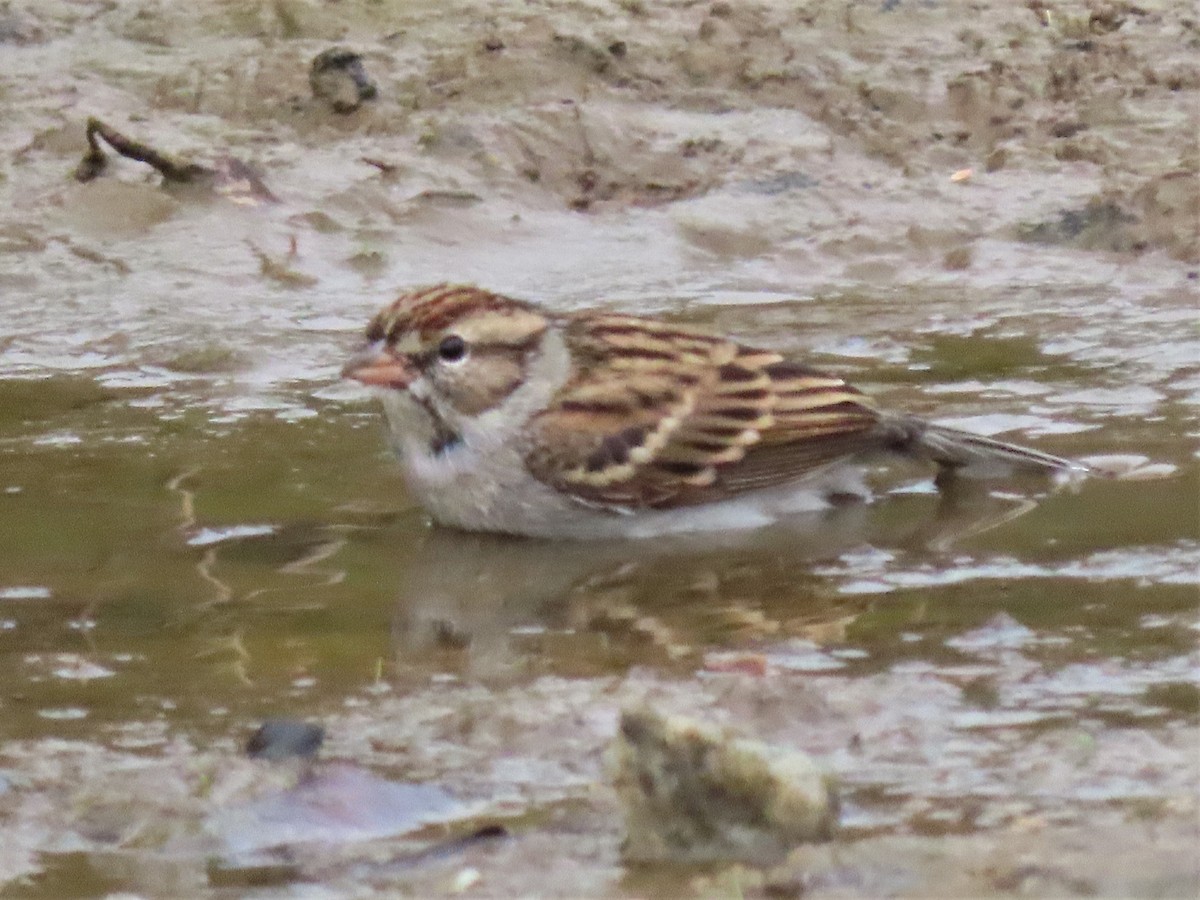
366,284 -> 548,354
362,284 -> 553,418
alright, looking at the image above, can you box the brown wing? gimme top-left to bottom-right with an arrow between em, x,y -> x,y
524,313 -> 884,511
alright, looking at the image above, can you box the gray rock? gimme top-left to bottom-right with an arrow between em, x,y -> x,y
609,704 -> 838,864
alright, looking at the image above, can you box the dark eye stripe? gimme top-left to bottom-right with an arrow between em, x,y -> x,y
481,331 -> 544,353
413,343 -> 530,374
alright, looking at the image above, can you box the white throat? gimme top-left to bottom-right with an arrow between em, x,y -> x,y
378,328 -> 574,530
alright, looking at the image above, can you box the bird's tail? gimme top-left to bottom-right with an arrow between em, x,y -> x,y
892,417 -> 1091,479
918,422 -> 1090,478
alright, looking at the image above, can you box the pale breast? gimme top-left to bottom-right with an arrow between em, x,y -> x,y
401,433 -> 868,539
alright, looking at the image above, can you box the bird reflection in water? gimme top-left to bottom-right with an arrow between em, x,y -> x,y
389,481 -> 1049,680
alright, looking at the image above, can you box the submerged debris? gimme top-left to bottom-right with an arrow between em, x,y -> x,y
245,719 -> 326,761
309,47 -> 378,114
249,240 -> 319,288
212,763 -> 461,857
609,705 -> 838,864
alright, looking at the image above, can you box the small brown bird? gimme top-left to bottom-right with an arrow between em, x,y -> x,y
343,285 -> 1089,539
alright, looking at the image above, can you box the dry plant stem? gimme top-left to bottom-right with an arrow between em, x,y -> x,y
361,156 -> 399,175
75,116 -> 213,185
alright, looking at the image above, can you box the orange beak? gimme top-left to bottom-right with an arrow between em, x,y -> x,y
341,342 -> 415,389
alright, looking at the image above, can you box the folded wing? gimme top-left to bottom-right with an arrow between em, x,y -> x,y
524,314 -> 884,510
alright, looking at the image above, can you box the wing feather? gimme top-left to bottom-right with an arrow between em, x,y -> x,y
524,314 -> 883,510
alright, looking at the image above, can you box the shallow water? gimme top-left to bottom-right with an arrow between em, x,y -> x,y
2,232 -> 1198,894
2,283 -> 1196,865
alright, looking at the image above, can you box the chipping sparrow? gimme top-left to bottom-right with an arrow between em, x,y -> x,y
343,285 -> 1089,539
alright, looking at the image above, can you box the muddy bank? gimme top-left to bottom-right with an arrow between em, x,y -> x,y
2,2 -> 1197,379
2,663 -> 1197,895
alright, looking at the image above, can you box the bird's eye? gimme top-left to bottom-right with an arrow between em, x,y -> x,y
437,334 -> 468,363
